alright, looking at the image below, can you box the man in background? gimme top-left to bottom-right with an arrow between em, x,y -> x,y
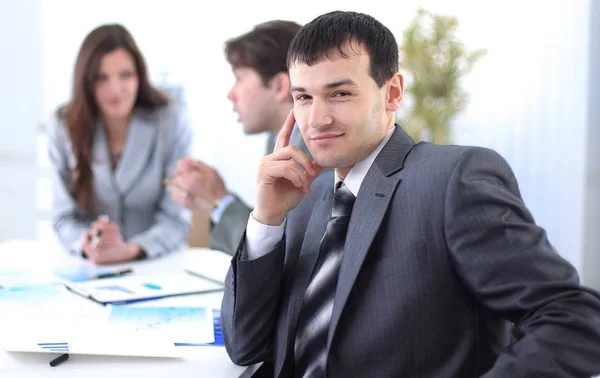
170,20 -> 309,255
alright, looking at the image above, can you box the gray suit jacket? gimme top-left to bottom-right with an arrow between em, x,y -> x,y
221,126 -> 600,377
47,104 -> 192,258
210,129 -> 312,255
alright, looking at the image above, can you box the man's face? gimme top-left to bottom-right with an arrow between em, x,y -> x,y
227,67 -> 278,134
289,42 -> 402,175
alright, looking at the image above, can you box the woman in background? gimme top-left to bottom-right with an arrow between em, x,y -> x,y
47,24 -> 192,264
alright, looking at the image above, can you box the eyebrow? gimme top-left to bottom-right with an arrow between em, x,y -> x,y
290,78 -> 358,93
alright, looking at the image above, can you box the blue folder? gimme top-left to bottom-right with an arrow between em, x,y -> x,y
211,309 -> 225,346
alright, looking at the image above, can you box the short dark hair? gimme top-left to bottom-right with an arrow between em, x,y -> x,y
287,11 -> 398,87
225,20 -> 302,85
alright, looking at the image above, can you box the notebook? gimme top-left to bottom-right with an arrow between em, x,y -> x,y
66,271 -> 224,305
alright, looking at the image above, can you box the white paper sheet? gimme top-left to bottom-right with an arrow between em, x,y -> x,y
0,270 -> 62,290
106,306 -> 215,345
0,284 -> 80,320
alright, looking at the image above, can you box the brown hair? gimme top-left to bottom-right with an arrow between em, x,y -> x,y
57,24 -> 169,215
224,20 -> 302,85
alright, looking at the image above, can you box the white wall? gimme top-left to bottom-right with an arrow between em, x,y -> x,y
32,0 -> 598,284
450,0 -> 592,279
0,0 -> 42,240
582,1 -> 600,289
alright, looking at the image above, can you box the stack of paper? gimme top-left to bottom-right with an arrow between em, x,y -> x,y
0,285 -> 184,357
0,285 -> 219,357
0,284 -> 83,353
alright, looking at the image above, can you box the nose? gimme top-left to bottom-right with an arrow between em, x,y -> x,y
106,76 -> 123,96
227,86 -> 236,102
308,99 -> 333,129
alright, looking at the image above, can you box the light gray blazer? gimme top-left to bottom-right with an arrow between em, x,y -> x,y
47,104 -> 192,258
210,129 -> 313,255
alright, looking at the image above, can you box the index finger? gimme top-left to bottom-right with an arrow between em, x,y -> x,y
177,157 -> 201,174
273,109 -> 296,152
189,160 -> 213,173
90,221 -> 106,232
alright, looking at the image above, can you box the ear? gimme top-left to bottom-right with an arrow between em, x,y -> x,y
385,73 -> 404,112
270,72 -> 292,103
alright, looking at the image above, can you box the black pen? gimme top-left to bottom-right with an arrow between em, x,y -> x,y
92,268 -> 133,280
49,353 -> 69,367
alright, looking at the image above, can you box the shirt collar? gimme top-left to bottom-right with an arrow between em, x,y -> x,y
334,125 -> 396,196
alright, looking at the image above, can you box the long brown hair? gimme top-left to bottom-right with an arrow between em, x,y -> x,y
57,24 -> 169,215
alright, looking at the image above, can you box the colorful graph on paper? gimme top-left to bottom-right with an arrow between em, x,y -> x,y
107,306 -> 215,344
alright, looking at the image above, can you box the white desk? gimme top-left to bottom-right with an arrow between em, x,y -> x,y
0,239 -> 256,378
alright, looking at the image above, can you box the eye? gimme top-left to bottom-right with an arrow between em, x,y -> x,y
333,91 -> 350,98
94,73 -> 107,83
120,70 -> 134,79
295,94 -> 311,101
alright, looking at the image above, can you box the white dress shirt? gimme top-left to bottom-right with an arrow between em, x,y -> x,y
245,126 -> 396,259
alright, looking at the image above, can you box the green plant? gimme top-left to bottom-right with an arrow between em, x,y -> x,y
397,8 -> 486,144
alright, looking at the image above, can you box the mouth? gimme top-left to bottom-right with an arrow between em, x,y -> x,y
107,99 -> 123,106
309,133 -> 344,142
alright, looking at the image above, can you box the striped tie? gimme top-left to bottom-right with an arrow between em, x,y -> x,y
294,182 -> 355,377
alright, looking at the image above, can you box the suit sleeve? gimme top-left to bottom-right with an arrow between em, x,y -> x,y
128,106 -> 193,258
221,236 -> 286,366
210,195 -> 252,255
47,116 -> 92,256
444,147 -> 600,377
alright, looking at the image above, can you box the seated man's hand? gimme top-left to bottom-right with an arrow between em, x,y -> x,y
169,158 -> 228,212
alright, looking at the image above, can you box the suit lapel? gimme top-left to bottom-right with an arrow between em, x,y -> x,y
114,111 -> 157,195
91,122 -> 117,196
265,133 -> 276,156
327,126 -> 416,350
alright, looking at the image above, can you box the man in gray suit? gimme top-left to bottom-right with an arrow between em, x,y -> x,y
221,11 -> 600,377
171,20 -> 311,255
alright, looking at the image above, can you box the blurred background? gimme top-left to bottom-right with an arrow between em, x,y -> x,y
0,0 -> 598,288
